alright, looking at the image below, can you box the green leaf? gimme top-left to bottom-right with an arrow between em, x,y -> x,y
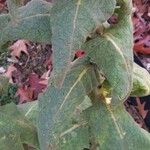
84,99 -> 150,150
18,101 -> 38,125
38,64 -> 98,150
6,0 -> 23,21
0,80 -> 17,105
51,0 -> 116,86
0,0 -> 52,50
131,63 -> 150,97
0,134 -> 24,150
7,0 -> 23,10
0,14 -> 10,32
0,76 -> 9,95
82,0 -> 133,105
0,103 -> 39,149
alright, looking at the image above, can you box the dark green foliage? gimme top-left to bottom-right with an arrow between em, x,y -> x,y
0,76 -> 17,105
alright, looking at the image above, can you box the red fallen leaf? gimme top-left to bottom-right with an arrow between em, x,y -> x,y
16,73 -> 48,103
9,40 -> 29,57
5,65 -> 17,83
133,21 -> 150,54
27,73 -> 48,99
0,0 -> 6,3
0,0 -> 5,10
108,14 -> 118,24
41,70 -> 51,80
16,86 -> 34,104
44,56 -> 52,70
143,35 -> 150,47
75,50 -> 86,59
0,3 -> 4,11
38,79 -> 48,86
132,0 -> 150,55
134,24 -> 147,38
134,43 -> 150,54
136,97 -> 149,119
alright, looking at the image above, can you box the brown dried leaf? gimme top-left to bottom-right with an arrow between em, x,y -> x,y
9,40 -> 28,57
136,97 -> 149,119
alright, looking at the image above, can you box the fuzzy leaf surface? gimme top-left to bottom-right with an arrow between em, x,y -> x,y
38,64 -> 98,150
51,0 -> 116,85
131,63 -> 150,97
0,103 -> 39,149
18,101 -> 38,125
85,100 -> 150,150
6,0 -> 23,20
0,0 -> 52,50
82,0 -> 133,105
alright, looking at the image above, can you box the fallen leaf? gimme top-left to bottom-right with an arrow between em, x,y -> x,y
5,65 -> 17,83
134,43 -> 150,54
0,3 -> 4,11
9,40 -> 29,57
74,50 -> 86,60
28,73 -> 48,99
133,0 -> 150,54
16,86 -> 33,104
136,97 -> 149,119
41,70 -> 51,80
44,56 -> 52,69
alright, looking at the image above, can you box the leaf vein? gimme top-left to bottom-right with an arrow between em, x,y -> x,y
54,68 -> 88,117
106,104 -> 125,139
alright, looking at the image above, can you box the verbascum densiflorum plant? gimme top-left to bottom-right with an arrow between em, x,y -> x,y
0,0 -> 150,150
